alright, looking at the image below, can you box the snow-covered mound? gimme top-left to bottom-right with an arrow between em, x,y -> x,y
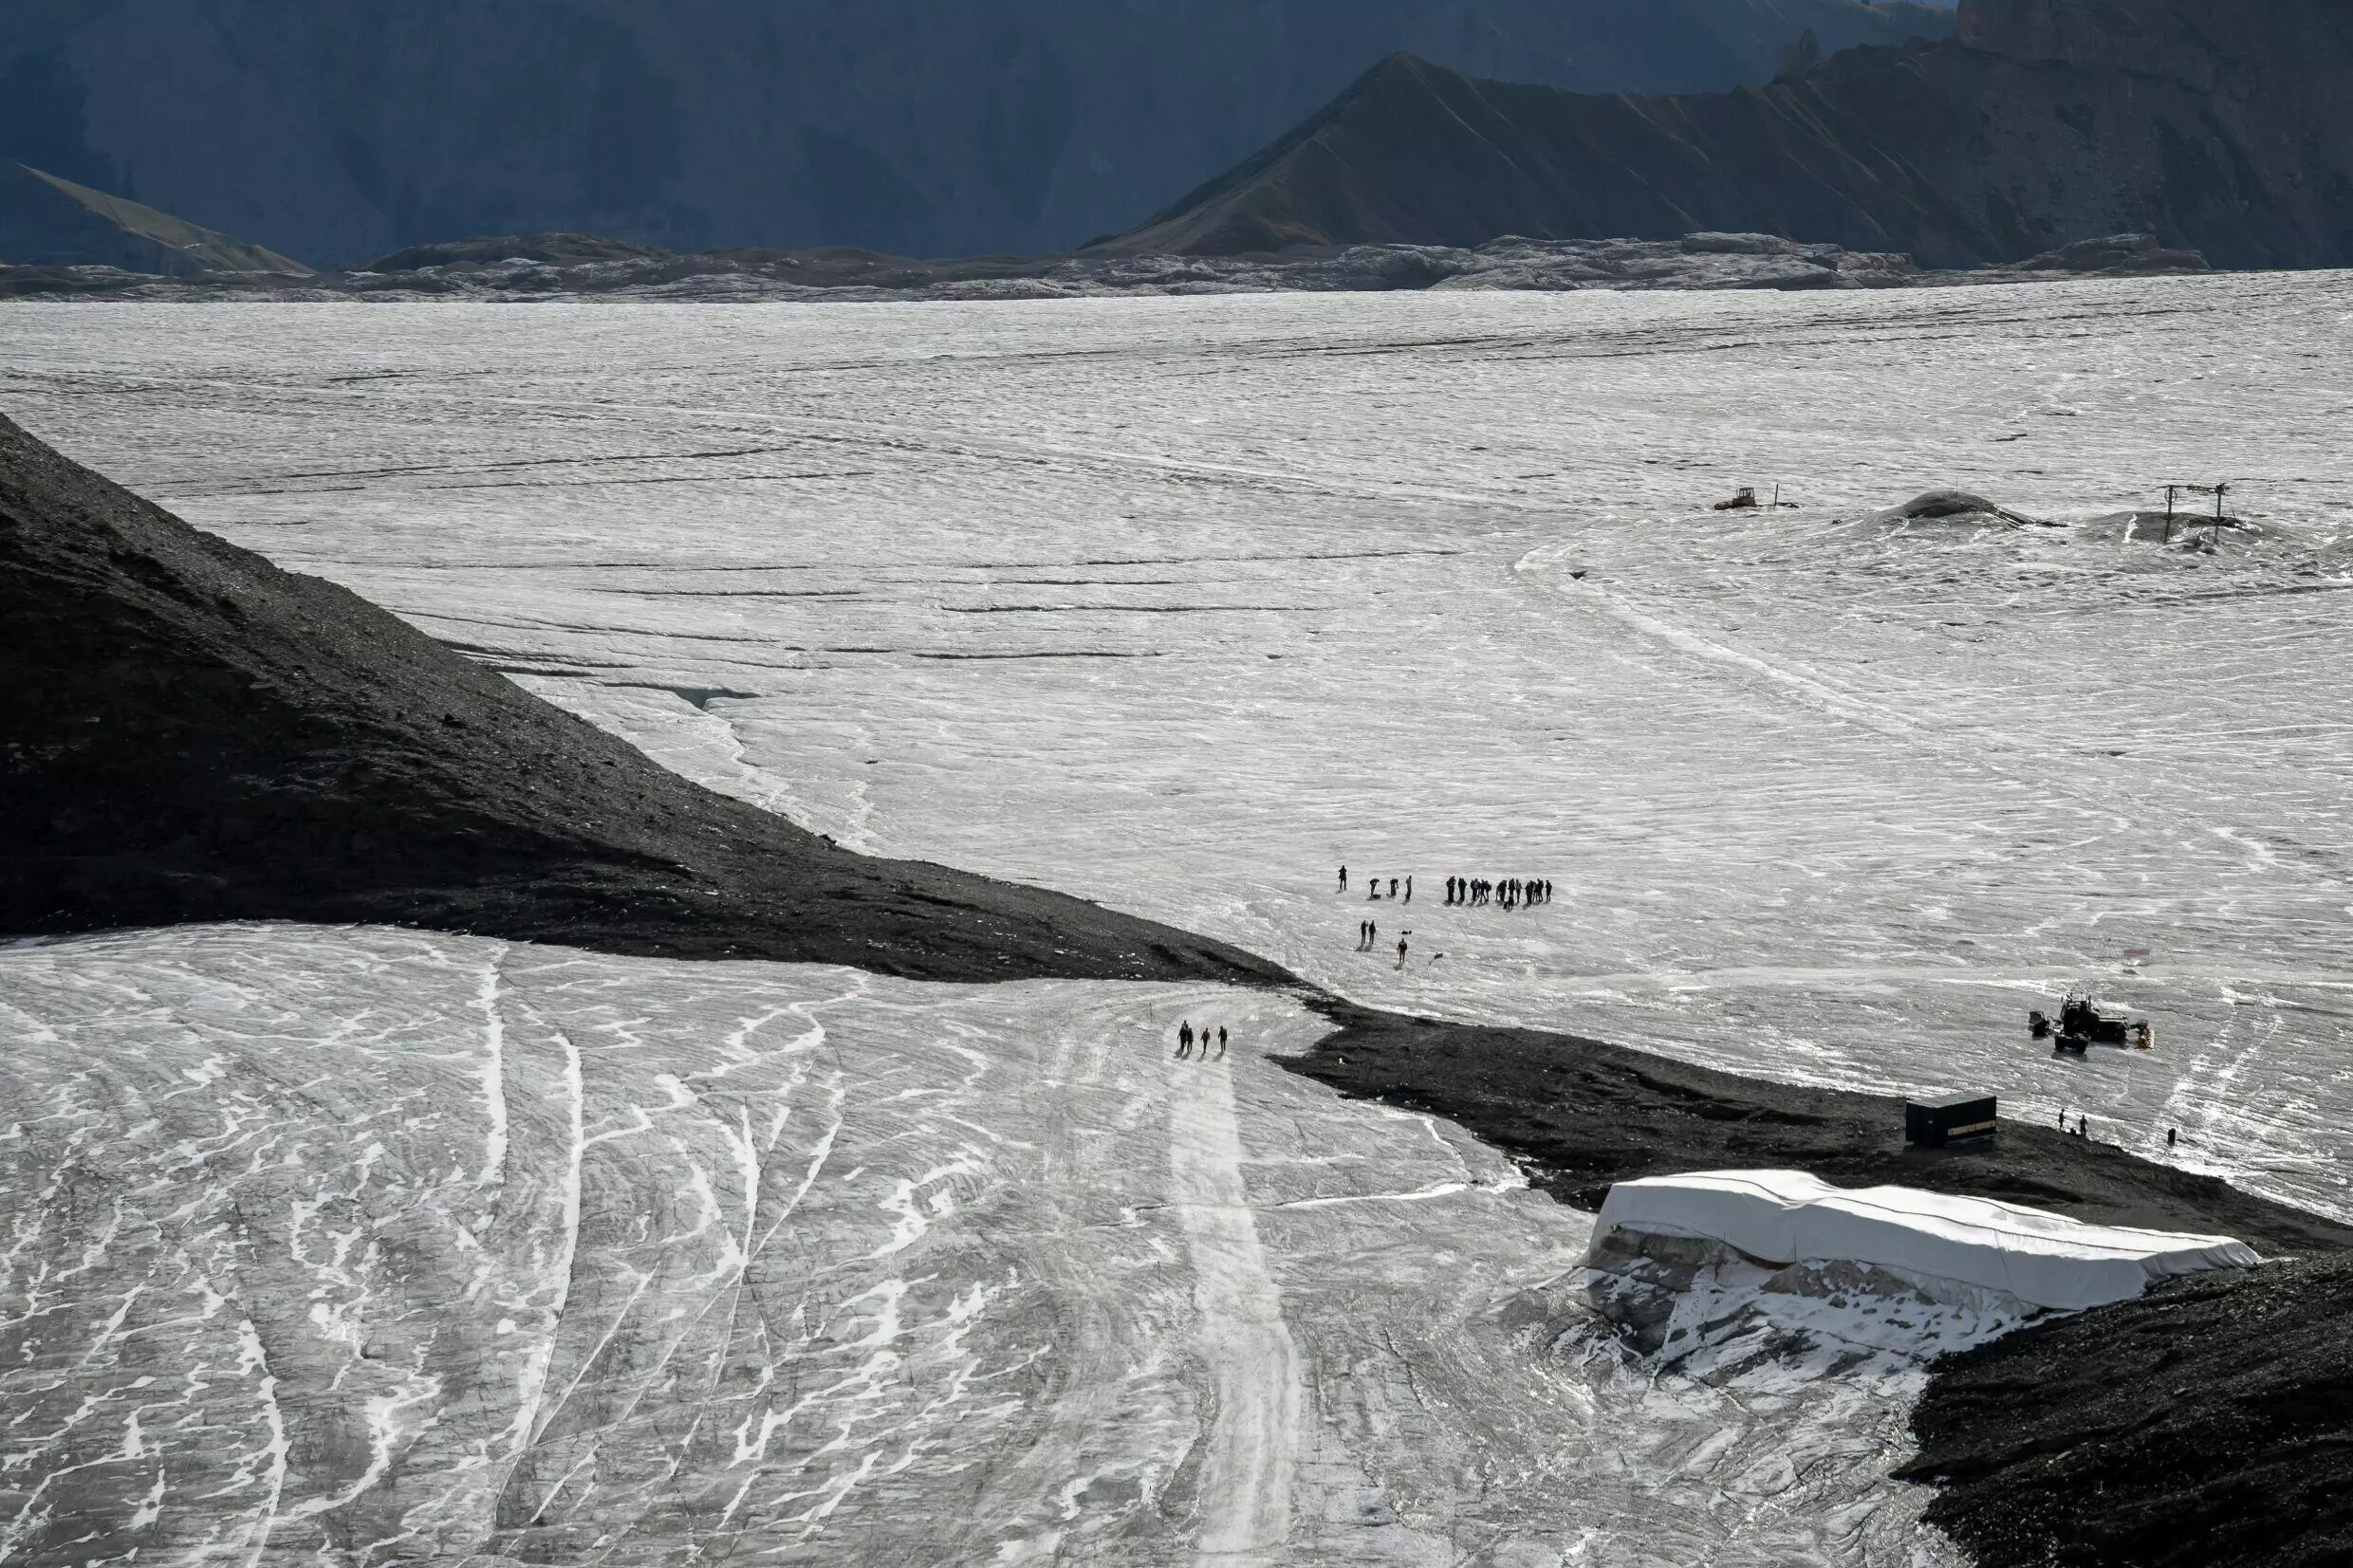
1838,489 -> 2051,538
1594,1170 -> 2258,1313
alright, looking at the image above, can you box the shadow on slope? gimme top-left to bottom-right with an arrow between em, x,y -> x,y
0,414 -> 1284,987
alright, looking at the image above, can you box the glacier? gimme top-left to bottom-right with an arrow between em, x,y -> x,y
0,925 -> 1954,1566
8,269 -> 2353,1563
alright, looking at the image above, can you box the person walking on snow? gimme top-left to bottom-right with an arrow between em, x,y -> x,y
1339,865 -> 1348,892
1217,1026 -> 1228,1059
1178,1021 -> 1193,1058
1396,934 -> 1409,969
1404,876 -> 1413,903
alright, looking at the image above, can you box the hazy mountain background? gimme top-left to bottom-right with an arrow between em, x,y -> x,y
1104,0 -> 2353,270
0,0 -> 1953,266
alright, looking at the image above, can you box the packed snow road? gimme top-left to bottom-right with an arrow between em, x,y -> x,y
0,926 -> 1949,1566
9,276 -> 2353,1228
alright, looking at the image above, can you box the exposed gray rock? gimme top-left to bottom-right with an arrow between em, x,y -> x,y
2,230 -> 2231,303
1835,490 -> 2059,538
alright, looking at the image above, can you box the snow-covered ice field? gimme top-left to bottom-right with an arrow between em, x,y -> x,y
6,274 -> 2353,1562
0,926 -> 1945,1567
11,278 -> 2353,1219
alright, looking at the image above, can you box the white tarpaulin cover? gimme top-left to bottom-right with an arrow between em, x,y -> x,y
1592,1170 -> 2260,1312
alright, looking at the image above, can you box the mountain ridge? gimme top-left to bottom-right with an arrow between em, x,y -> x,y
0,0 -> 1954,263
0,160 -> 312,273
1100,0 -> 2353,268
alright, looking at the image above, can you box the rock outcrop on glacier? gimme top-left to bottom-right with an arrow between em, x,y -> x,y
1101,0 -> 2353,267
1838,489 -> 2055,539
1292,1005 -> 2353,1260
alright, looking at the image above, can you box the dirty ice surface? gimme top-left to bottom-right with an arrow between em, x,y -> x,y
0,926 -> 1954,1567
12,278 -> 2353,1227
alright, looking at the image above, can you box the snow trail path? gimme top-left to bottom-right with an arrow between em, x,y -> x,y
1168,1047 -> 1298,1566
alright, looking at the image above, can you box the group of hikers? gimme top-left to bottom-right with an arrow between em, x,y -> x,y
1337,865 -> 1553,913
1354,919 -> 1410,968
1451,876 -> 1550,908
1176,1020 -> 1227,1060
1334,862 -> 1553,970
1342,868 -> 1414,902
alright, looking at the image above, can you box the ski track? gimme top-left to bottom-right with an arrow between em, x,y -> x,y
10,277 -> 2353,1561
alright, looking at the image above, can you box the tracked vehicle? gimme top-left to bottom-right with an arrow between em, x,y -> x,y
2029,991 -> 2153,1056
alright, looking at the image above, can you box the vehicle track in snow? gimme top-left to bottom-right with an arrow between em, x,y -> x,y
1168,1042 -> 1299,1565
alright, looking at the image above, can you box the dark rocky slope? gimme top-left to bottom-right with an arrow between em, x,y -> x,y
1902,1256 -> 2353,1568
0,0 -> 1950,264
0,414 -> 1285,986
1103,0 -> 2353,268
0,159 -> 309,274
1287,1003 -> 2353,1256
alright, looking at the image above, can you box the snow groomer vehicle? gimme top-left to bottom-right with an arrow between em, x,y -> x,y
2029,990 -> 2153,1056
